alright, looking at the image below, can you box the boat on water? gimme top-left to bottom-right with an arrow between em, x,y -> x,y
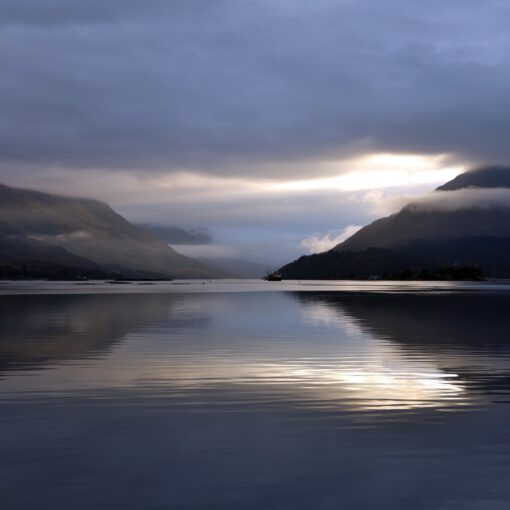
263,271 -> 282,282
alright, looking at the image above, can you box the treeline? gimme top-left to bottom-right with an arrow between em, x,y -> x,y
279,242 -> 498,280
0,263 -> 116,280
378,266 -> 485,281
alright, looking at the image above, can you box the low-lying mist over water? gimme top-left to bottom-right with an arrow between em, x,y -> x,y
2,284 -> 510,509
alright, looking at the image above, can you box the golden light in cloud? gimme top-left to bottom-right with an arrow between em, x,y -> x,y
270,153 -> 466,192
18,152 -> 466,208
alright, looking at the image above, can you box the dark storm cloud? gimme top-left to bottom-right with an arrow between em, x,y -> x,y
1,0 -> 510,179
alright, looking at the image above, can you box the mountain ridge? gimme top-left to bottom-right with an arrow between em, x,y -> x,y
0,183 -> 225,279
280,166 -> 510,279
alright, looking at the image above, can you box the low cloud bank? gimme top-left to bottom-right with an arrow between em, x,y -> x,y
407,188 -> 510,213
173,244 -> 239,260
27,230 -> 92,243
300,225 -> 362,254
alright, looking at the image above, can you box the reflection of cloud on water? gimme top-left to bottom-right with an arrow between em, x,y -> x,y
3,333 -> 467,413
9,291 -> 510,414
296,297 -> 466,409
213,358 -> 465,411
297,292 -> 510,408
300,300 -> 364,335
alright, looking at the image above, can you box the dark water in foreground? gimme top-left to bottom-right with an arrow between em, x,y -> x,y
2,281 -> 510,509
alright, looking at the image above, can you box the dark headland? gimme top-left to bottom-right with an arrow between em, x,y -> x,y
280,166 -> 510,280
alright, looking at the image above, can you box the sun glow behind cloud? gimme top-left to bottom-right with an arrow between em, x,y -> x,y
13,152 -> 465,205
270,153 -> 465,192
6,151 -> 469,267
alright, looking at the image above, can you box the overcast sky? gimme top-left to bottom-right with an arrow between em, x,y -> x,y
1,0 -> 509,264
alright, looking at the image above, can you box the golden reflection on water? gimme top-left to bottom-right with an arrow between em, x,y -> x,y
1,342 -> 468,413
0,291 -> 480,413
2,286 -> 510,510
149,354 -> 466,411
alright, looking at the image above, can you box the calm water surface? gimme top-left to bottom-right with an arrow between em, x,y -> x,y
1,280 -> 510,509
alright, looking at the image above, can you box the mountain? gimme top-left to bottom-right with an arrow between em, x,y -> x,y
141,225 -> 266,278
196,257 -> 268,279
436,166 -> 510,191
137,225 -> 212,245
280,166 -> 510,279
0,183 -> 224,279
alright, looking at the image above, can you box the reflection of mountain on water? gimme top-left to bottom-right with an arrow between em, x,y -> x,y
295,292 -> 510,396
4,290 -> 510,411
296,292 -> 510,351
0,294 -> 211,374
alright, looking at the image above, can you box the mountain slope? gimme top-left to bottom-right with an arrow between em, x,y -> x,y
137,225 -> 212,245
280,166 -> 510,279
336,166 -> 510,253
336,206 -> 510,252
436,166 -> 510,191
0,184 -> 224,279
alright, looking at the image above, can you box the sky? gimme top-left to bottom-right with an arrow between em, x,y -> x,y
1,0 -> 509,265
